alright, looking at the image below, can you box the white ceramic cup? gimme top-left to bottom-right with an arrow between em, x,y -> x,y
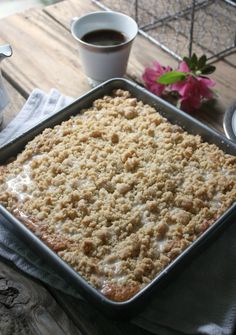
71,11 -> 138,86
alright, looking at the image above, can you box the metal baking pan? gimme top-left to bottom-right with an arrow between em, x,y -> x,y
0,78 -> 236,318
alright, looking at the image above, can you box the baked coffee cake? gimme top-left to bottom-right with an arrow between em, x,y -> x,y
0,89 -> 235,301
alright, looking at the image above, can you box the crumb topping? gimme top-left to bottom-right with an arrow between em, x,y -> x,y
0,89 -> 235,301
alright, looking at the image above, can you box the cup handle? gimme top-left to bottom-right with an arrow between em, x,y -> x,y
70,17 -> 79,29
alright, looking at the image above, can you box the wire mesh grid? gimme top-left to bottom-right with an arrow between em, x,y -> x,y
92,0 -> 236,61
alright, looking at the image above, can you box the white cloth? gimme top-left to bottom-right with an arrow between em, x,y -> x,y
0,88 -> 74,147
0,89 -> 236,335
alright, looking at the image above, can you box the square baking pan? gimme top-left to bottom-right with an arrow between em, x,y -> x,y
0,78 -> 236,318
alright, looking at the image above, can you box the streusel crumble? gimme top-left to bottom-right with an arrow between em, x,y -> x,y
0,89 -> 235,301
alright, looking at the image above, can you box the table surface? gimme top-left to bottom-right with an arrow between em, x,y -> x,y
0,0 -> 236,333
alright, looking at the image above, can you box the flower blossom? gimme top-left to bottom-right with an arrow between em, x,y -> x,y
171,62 -> 215,113
142,61 -> 171,96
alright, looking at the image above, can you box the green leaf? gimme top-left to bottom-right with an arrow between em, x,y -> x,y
189,53 -> 198,71
192,53 -> 198,64
157,71 -> 188,84
183,56 -> 191,68
201,64 -> 216,75
198,55 -> 207,69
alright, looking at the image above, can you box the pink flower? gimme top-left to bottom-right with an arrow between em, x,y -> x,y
178,76 -> 215,113
143,59 -> 216,113
171,62 -> 190,96
178,61 -> 190,73
197,77 -> 215,99
170,62 -> 215,113
142,61 -> 171,96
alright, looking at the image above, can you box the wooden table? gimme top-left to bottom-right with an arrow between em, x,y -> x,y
0,0 -> 235,333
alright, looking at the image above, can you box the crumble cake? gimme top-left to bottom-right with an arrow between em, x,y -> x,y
0,89 -> 235,302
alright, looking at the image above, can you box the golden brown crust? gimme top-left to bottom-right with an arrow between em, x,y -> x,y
101,283 -> 140,302
13,208 -> 70,252
0,89 -> 235,301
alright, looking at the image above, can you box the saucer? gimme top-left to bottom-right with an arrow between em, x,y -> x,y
223,102 -> 236,142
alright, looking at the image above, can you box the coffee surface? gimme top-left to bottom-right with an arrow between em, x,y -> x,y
81,29 -> 126,46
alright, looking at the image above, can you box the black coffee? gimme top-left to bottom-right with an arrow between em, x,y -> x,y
81,29 -> 126,46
